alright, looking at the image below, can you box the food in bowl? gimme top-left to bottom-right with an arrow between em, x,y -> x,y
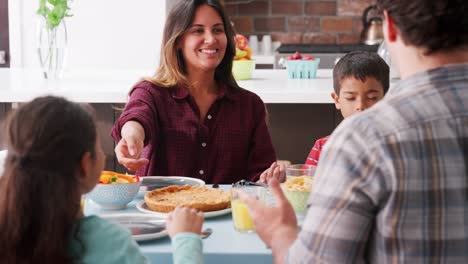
87,171 -> 142,210
144,185 -> 230,213
99,170 -> 140,184
281,175 -> 314,214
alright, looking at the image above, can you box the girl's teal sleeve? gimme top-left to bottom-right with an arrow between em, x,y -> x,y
171,233 -> 203,264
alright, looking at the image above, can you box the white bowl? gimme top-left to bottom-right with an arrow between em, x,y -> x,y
88,179 -> 142,210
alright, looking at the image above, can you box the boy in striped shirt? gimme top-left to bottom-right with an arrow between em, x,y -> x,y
261,51 -> 389,182
306,51 -> 390,166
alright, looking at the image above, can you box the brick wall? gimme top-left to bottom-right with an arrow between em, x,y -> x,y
224,0 -> 375,44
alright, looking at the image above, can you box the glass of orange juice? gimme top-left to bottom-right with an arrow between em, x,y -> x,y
231,180 -> 268,233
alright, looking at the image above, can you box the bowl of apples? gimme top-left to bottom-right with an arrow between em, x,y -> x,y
285,51 -> 320,79
232,34 -> 255,80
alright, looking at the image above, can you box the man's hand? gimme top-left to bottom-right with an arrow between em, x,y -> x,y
240,177 -> 298,263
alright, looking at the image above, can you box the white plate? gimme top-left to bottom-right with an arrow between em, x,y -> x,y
141,176 -> 205,188
137,176 -> 205,198
136,200 -> 232,218
99,213 -> 168,242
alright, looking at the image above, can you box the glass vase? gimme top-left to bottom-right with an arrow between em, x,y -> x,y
37,17 -> 68,79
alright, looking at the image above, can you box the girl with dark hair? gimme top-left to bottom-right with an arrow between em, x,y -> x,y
112,0 -> 276,184
0,96 -> 147,263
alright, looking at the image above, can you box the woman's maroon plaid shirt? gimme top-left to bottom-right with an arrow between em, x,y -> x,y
112,81 -> 276,184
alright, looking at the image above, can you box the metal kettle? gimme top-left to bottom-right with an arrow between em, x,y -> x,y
360,5 -> 384,45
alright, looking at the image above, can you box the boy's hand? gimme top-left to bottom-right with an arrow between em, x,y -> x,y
166,207 -> 204,238
258,162 -> 286,184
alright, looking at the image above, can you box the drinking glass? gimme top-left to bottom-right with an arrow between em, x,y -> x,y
262,35 -> 272,55
231,181 -> 267,233
283,164 -> 316,221
249,35 -> 259,53
286,164 -> 316,177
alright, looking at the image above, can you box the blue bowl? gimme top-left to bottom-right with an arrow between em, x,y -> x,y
88,179 -> 142,210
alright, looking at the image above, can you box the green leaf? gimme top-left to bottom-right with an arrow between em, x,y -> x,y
37,0 -> 48,16
36,7 -> 47,17
47,12 -> 61,28
53,5 -> 66,19
37,0 -> 72,30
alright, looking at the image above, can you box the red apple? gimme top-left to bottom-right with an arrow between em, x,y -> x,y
293,51 -> 302,60
235,34 -> 249,50
302,55 -> 315,61
286,55 -> 295,60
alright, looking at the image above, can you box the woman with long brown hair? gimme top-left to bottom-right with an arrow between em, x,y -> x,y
0,96 -> 147,263
112,0 -> 276,184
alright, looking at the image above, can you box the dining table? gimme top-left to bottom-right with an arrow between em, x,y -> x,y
84,185 -> 274,264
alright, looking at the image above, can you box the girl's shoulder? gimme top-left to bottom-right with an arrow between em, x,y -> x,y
71,216 -> 146,263
77,215 -> 131,240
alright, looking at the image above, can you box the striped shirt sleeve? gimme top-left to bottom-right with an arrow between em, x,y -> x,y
305,136 -> 329,166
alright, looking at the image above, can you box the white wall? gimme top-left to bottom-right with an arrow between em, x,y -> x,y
9,0 -> 168,70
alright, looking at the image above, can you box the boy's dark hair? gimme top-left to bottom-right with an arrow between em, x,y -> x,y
377,0 -> 468,55
333,51 -> 390,94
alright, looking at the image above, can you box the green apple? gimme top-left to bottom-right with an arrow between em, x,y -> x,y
235,48 -> 248,60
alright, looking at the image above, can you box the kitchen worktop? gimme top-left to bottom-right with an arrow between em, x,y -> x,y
0,68 -> 334,104
277,44 -> 380,53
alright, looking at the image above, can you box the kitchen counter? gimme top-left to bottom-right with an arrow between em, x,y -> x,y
0,68 -> 340,166
0,68 -> 334,104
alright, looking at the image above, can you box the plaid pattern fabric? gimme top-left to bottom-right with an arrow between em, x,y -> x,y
112,81 -> 276,184
287,64 -> 468,263
305,136 -> 329,166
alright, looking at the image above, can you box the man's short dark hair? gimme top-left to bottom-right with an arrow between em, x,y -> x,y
377,0 -> 468,54
333,51 -> 390,94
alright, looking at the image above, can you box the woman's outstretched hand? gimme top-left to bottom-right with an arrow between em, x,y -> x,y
114,121 -> 149,172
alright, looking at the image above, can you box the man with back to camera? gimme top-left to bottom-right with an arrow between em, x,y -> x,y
240,0 -> 468,263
